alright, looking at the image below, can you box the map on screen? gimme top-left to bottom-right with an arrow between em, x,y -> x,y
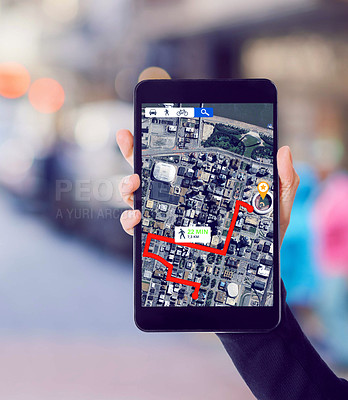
141,103 -> 274,307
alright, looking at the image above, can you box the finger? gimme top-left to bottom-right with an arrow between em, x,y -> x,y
277,146 -> 300,244
120,209 -> 141,236
116,129 -> 134,168
118,174 -> 140,208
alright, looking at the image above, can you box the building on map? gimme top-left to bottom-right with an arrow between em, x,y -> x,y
215,291 -> 227,303
153,162 -> 176,183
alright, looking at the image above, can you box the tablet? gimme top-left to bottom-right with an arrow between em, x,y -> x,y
134,79 -> 280,332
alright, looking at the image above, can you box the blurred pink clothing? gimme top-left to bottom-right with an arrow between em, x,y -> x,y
312,172 -> 348,275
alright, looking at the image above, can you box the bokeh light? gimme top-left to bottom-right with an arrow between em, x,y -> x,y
0,138 -> 34,176
138,66 -> 171,82
0,62 -> 31,99
42,0 -> 79,23
28,78 -> 65,113
74,112 -> 110,151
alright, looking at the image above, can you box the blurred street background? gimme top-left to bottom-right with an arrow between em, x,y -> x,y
1,0 -> 348,399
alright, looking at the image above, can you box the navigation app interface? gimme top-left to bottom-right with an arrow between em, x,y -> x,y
141,103 -> 274,307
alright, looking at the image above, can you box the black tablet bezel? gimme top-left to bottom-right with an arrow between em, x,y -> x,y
134,79 -> 280,332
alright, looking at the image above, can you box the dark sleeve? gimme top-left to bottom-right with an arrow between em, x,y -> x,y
217,283 -> 348,400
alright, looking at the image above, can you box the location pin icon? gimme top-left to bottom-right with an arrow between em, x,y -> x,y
257,181 -> 269,200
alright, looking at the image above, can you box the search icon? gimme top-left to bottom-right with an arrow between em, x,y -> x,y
194,107 -> 213,118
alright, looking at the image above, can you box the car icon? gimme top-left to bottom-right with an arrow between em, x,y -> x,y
149,109 -> 157,116
176,109 -> 188,116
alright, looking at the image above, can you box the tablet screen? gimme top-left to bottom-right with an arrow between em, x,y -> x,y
140,103 -> 274,308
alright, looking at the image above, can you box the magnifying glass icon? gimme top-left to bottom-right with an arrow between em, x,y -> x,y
201,108 -> 210,116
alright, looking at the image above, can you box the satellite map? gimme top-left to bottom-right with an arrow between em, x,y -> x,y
141,103 -> 274,307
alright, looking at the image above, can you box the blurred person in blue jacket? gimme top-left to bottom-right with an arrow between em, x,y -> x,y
281,164 -> 320,308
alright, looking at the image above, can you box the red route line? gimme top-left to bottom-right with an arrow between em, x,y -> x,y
143,200 -> 254,300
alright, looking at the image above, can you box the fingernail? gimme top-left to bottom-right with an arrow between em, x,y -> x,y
121,176 -> 132,192
287,146 -> 293,164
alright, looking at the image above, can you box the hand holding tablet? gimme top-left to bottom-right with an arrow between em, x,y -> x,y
118,79 -> 299,332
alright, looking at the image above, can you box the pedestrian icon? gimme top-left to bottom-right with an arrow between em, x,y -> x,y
179,228 -> 186,239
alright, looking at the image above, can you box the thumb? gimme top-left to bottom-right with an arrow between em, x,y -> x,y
277,146 -> 300,245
